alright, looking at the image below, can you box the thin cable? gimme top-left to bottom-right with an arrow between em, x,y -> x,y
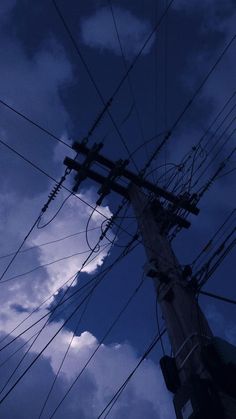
0,273 -> 96,400
37,193 -> 73,229
0,236 -> 139,406
155,294 -> 165,356
199,290 -> 236,306
0,135 -> 178,262
197,146 -> 236,199
97,329 -> 167,418
0,136 -> 134,241
140,34 -> 236,176
48,278 -> 145,418
0,226 -> 100,260
0,216 -> 41,282
85,206 -> 100,252
0,98 -> 71,149
166,91 -> 236,191
37,292 -> 93,419
0,243 -> 113,353
216,166 -> 236,180
170,98 -> 236,193
0,245 -> 108,284
107,0 -> 148,163
0,235 -> 138,354
129,131 -> 167,158
192,119 -> 236,190
52,0 -> 139,172
191,208 -> 236,267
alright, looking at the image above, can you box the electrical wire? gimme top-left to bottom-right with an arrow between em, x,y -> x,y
85,206 -> 100,252
107,0 -> 149,165
0,215 -> 41,282
215,166 -> 236,180
36,193 -> 73,229
0,132 -> 176,264
0,135 -> 137,243
37,293 -> 92,419
0,153 -> 71,282
0,218 -> 138,356
155,293 -> 165,356
170,96 -> 236,193
199,290 -> 236,306
0,245 -> 108,284
0,235 -> 139,407
140,34 -> 236,177
52,0 -> 140,172
195,227 -> 236,289
0,226 -> 101,261
197,146 -> 236,199
0,243 -> 113,354
191,208 -> 236,267
0,98 -> 72,149
191,119 -> 236,190
129,131 -> 167,159
97,329 -> 167,418
48,277 -> 145,419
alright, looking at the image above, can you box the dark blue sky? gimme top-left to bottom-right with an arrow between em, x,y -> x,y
0,0 -> 235,418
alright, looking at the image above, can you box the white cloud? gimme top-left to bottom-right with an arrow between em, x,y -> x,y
0,329 -> 174,419
80,7 -> 155,59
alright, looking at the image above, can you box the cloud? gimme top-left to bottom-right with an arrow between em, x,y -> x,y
204,303 -> 236,346
0,330 -> 174,418
80,7 -> 155,59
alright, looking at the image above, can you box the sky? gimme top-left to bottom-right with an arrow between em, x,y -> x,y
0,0 -> 235,418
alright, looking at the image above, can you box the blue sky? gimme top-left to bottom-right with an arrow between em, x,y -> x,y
0,0 -> 235,418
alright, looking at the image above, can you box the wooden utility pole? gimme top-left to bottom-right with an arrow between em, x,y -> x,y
64,141 -> 236,419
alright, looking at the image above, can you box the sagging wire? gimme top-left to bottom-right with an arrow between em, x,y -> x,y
85,206 -> 100,252
0,163 -> 73,282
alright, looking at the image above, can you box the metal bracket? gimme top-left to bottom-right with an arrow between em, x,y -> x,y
96,159 -> 129,205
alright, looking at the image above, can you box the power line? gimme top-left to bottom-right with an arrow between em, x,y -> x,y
191,208 -> 236,267
191,119 -> 236,190
107,0 -> 148,163
0,235 -> 139,407
0,135 -> 177,263
0,243 -> 112,353
199,290 -> 236,306
97,329 -> 167,418
0,171 -> 71,282
0,235 -> 139,356
0,244 -> 108,284
0,216 -> 41,282
0,269 -> 97,400
0,135 -> 138,243
167,92 -> 236,193
140,34 -> 236,176
36,193 -> 73,229
0,226 -> 101,260
48,278 -> 145,418
52,0 -> 139,172
0,98 -> 72,149
39,297 -> 92,418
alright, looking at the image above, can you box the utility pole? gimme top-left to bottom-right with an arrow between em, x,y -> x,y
64,141 -> 236,419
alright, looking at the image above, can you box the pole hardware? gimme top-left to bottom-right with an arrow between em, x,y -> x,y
64,141 -> 199,231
